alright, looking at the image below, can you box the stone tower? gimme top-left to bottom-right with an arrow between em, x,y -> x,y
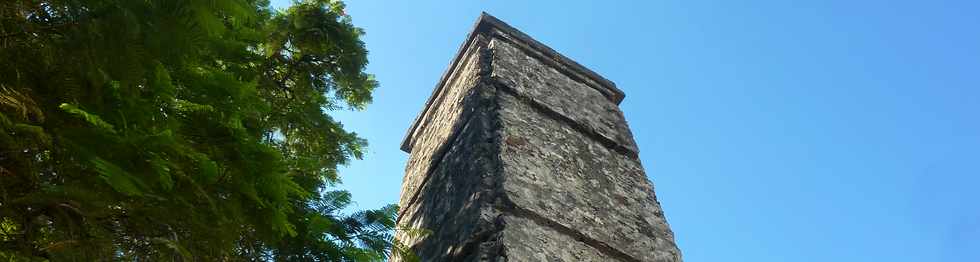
394,13 -> 681,262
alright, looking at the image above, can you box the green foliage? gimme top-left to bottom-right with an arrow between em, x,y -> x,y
0,0 -> 409,260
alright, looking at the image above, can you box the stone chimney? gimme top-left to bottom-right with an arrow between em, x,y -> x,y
394,13 -> 681,262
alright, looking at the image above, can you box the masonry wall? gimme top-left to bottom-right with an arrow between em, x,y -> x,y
394,34 -> 501,261
396,15 -> 681,262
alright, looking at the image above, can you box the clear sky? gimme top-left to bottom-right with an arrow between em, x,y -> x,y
273,1 -> 980,261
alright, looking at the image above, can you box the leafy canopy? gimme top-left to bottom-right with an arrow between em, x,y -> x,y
0,0 -> 414,260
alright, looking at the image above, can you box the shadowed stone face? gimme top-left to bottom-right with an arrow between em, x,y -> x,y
395,13 -> 681,262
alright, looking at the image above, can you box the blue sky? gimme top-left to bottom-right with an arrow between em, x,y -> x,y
273,1 -> 980,261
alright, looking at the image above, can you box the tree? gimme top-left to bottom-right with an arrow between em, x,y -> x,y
0,0 -> 410,260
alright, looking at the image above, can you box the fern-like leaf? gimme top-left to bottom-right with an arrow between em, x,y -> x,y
90,157 -> 144,196
59,103 -> 116,134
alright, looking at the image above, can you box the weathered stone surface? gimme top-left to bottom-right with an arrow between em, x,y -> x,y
398,38 -> 487,217
496,215 -> 616,261
497,91 -> 680,261
489,38 -> 639,155
395,82 -> 502,261
395,13 -> 681,262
